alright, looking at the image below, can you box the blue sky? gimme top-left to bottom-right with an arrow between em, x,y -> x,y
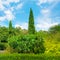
0,0 -> 60,31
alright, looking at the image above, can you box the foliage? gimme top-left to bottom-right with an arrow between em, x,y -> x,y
0,43 -> 6,50
8,36 -> 18,49
49,24 -> 60,33
28,8 -> 35,34
8,34 -> 45,54
0,53 -> 60,60
0,26 -> 8,42
9,20 -> 13,32
8,21 -> 15,37
0,9 -> 60,56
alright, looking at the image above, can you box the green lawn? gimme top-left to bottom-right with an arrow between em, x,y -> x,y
0,53 -> 60,60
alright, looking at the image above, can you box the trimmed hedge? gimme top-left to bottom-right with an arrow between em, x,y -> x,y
0,53 -> 60,60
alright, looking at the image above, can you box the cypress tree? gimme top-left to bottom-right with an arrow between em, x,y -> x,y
9,20 -> 12,31
9,20 -> 13,34
28,8 -> 35,34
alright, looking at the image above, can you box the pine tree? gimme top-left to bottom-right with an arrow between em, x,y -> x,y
28,8 -> 35,34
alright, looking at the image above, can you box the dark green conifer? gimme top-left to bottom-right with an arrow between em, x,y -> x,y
9,20 -> 12,31
28,8 -> 35,34
9,20 -> 13,34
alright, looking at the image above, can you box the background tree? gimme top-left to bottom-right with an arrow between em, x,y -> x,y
9,20 -> 13,32
0,26 -> 8,42
48,24 -> 60,42
28,8 -> 35,34
9,20 -> 15,37
49,24 -> 60,33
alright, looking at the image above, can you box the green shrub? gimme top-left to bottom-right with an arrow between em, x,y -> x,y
0,27 -> 8,43
0,36 -> 8,43
0,43 -> 6,50
17,34 -> 45,54
8,36 -> 18,49
9,41 -> 18,49
8,34 -> 45,54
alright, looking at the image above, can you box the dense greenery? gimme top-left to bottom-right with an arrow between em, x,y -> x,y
0,8 -> 60,59
0,26 -> 8,43
0,43 -> 6,50
0,24 -> 60,54
8,34 -> 45,54
0,9 -> 45,54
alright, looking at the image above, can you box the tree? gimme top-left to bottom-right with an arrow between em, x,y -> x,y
8,20 -> 14,36
28,8 -> 35,34
0,26 -> 8,42
9,20 -> 13,32
49,24 -> 60,33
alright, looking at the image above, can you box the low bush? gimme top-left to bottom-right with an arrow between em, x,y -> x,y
8,36 -> 18,49
0,36 -> 8,43
8,34 -> 45,54
0,43 -> 6,50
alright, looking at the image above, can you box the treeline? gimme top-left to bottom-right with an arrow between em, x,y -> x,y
0,8 -> 60,54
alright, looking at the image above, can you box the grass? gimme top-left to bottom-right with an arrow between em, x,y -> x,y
0,53 -> 60,60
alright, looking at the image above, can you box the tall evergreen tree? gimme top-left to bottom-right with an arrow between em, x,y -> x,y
9,20 -> 13,34
28,8 -> 35,34
9,20 -> 12,31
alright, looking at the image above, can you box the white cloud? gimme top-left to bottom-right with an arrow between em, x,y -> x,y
15,24 -> 21,28
37,0 -> 60,12
0,0 -> 23,21
0,0 -> 15,21
36,17 -> 59,31
41,9 -> 50,17
15,23 -> 28,29
36,22 -> 58,31
36,0 -> 60,31
37,0 -> 47,5
16,3 -> 23,9
2,0 -> 20,5
0,16 -> 6,21
41,9 -> 50,14
0,0 -> 5,11
7,0 -> 20,3
0,10 -> 15,21
37,0 -> 60,6
4,10 -> 15,20
36,1 -> 60,31
35,11 -> 60,31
